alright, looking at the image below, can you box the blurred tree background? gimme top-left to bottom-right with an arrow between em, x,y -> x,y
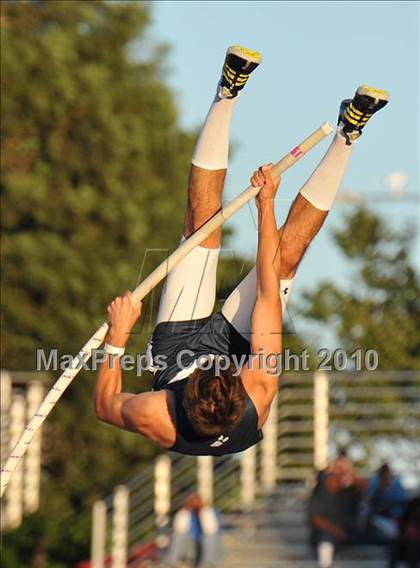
1,0 -> 194,370
301,207 -> 420,369
1,1 -> 419,567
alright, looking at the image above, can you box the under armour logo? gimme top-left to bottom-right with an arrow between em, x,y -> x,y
283,287 -> 289,295
210,435 -> 229,448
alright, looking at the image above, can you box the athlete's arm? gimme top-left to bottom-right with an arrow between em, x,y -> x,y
93,291 -> 142,431
95,354 -> 174,445
241,165 -> 282,422
93,292 -> 176,446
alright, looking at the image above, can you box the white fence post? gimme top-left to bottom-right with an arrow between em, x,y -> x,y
197,456 -> 213,504
5,393 -> 26,529
240,446 -> 256,511
154,454 -> 172,553
313,371 -> 329,471
23,381 -> 44,513
91,499 -> 107,568
111,485 -> 130,568
154,455 -> 171,524
0,371 -> 12,467
261,392 -> 278,492
1,372 -> 12,531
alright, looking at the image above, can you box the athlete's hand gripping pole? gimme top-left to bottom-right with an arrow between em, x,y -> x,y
0,122 -> 333,497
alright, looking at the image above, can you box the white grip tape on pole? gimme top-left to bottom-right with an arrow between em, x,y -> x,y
0,122 -> 333,498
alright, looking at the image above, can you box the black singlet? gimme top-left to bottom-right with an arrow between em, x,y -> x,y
150,312 -> 263,456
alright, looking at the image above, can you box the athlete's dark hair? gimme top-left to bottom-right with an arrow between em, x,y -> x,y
183,362 -> 247,438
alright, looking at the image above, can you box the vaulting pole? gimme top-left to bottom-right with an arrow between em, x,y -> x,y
0,122 -> 333,497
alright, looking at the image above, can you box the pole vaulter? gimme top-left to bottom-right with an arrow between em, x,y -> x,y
2,43 -> 389,495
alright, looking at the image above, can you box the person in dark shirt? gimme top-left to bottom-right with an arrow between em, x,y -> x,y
309,469 -> 363,568
367,464 -> 408,536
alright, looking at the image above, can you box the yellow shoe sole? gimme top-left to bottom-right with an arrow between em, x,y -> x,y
357,85 -> 390,102
227,45 -> 262,64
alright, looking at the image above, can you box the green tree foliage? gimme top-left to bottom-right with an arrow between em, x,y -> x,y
1,0 -> 195,369
301,206 -> 420,369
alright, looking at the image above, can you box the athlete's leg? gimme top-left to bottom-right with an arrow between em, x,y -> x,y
222,86 -> 389,336
222,131 -> 353,335
185,46 -> 262,248
278,85 -> 389,278
156,46 -> 261,324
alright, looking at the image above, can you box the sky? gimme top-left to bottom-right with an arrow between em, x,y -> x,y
144,1 -> 419,343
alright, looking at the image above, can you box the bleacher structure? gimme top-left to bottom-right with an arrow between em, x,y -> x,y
0,370 -> 46,531
87,370 -> 420,567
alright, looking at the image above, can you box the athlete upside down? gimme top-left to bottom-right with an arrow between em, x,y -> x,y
93,46 -> 388,456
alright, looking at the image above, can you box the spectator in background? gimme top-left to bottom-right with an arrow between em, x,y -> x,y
365,463 -> 408,541
163,493 -> 223,567
329,449 -> 366,490
329,449 -> 355,488
308,468 -> 363,568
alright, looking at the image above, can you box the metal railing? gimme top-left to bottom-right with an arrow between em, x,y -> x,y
91,447 -> 265,567
76,370 -> 420,565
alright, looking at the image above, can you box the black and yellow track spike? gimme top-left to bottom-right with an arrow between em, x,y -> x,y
219,45 -> 262,99
338,85 -> 389,145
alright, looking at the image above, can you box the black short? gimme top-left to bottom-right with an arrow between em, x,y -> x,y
150,312 -> 250,391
